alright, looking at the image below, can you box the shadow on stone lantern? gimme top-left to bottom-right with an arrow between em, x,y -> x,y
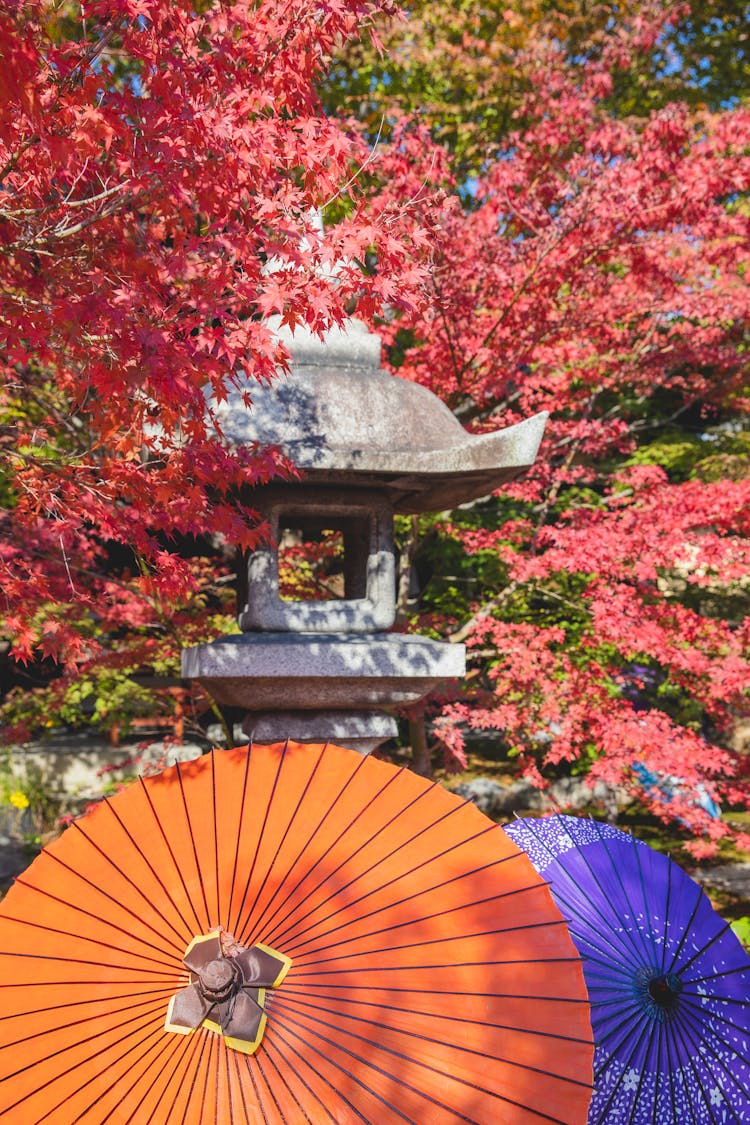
182,315 -> 546,754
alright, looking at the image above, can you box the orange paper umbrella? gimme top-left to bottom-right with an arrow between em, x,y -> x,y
0,742 -> 593,1123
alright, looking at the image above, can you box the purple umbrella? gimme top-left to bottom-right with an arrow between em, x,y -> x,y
505,815 -> 750,1123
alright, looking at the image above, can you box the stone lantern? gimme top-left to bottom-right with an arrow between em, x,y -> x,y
182,315 -> 546,753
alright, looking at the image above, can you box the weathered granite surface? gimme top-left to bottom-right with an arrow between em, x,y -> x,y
215,316 -> 548,513
181,632 -> 466,710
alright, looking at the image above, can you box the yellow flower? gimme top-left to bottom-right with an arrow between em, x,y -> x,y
9,791 -> 29,810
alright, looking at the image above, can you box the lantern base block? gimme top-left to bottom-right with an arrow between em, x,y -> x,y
242,710 -> 397,755
181,632 -> 465,712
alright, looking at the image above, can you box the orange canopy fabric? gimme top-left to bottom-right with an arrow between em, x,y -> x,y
0,742 -> 593,1123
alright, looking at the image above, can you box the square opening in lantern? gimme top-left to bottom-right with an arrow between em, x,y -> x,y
239,488 -> 396,634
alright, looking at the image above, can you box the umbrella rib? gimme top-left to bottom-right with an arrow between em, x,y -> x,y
175,760 -> 212,931
10,873 -> 184,961
272,1011 -> 453,1124
256,1039 -> 313,1125
221,1041 -> 235,1125
21,849 -> 185,952
289,941 -> 581,979
146,1024 -> 206,1125
591,1003 -> 650,1082
573,822 -> 657,967
256,766 -> 438,948
627,825 -> 662,967
0,990 -> 174,1053
281,979 -> 590,1001
0,912 -> 180,974
0,985 -> 176,1024
0,997 -> 165,1084
229,1047 -> 256,1125
269,1021 -> 400,1124
623,1014 -> 661,1125
233,1037 -> 270,1125
274,811 -> 500,951
682,964 -> 750,988
589,1004 -> 653,1124
289,879 -> 553,962
229,739 -> 288,939
263,1035 -> 340,1123
0,1004 -> 165,1115
270,987 -> 593,1045
650,1014 -> 664,1125
662,1009 -> 683,1125
273,1006 -> 576,1125
76,1015 -> 190,1125
138,777 -> 205,934
516,819 -> 653,968
286,888 -> 566,962
664,880 -> 705,976
101,794 -> 197,942
0,949 -> 178,979
174,1030 -> 213,1125
676,918 -> 738,978
668,1010 -> 723,1125
241,741 -> 327,943
211,750 -> 221,931
226,744 -> 254,937
678,993 -> 750,1059
278,838 -> 516,955
274,991 -> 594,1083
246,749 -> 374,944
676,992 -> 750,1071
69,818 -> 196,950
660,853 -> 674,975
293,916 -> 583,971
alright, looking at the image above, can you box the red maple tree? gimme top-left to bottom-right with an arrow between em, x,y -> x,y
0,0 -> 420,737
358,9 -> 750,854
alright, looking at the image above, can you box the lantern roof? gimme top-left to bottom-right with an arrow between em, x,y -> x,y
218,315 -> 546,514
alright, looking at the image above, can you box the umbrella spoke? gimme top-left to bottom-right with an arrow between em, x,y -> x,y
511,818 -> 652,968
275,1005 -> 573,1125
11,873 -> 184,959
280,847 -> 525,957
675,992 -> 750,1074
174,761 -> 212,932
269,804 -> 496,950
293,915 -> 573,969
101,795 -> 197,944
71,816 -> 198,948
138,777 -> 206,936
239,742 -> 327,941
263,1034 -> 340,1123
258,1035 -> 317,1124
591,1005 -> 650,1082
590,1006 -> 653,1123
0,911 -> 179,974
229,742 -> 289,940
275,990 -> 593,1088
664,880 -> 706,977
271,1020 -> 412,1124
274,1014 -> 424,1123
624,1015 -> 660,1125
668,1009 -> 722,1125
290,881 -> 551,964
244,751 -> 374,944
273,986 -> 593,1045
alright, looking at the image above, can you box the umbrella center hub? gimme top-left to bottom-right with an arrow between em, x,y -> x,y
197,958 -> 240,1002
635,967 -> 683,1020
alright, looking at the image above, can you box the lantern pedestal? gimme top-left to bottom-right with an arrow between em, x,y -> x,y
185,633 -> 464,754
